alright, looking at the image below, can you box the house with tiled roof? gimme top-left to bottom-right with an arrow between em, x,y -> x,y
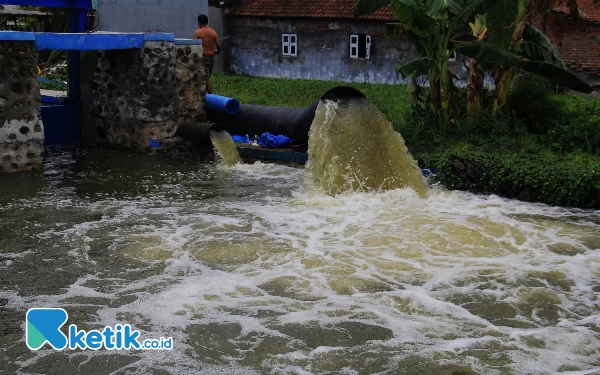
219,0 -> 599,88
221,0 -> 426,84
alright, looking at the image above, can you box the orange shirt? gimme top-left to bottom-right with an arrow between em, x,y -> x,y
194,26 -> 221,56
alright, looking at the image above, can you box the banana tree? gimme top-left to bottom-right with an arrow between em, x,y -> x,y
355,0 -> 596,122
483,0 -> 598,114
356,0 -> 484,126
466,14 -> 487,118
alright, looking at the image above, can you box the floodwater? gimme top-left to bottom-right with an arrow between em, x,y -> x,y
0,102 -> 599,374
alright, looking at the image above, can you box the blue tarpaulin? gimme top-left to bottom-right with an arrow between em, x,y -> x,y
257,133 -> 293,148
232,135 -> 250,143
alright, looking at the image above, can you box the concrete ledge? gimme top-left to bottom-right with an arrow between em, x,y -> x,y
34,32 -> 175,50
237,145 -> 309,163
0,31 -> 177,50
41,89 -> 68,105
2,0 -> 93,9
0,31 -> 35,41
145,33 -> 176,42
175,39 -> 202,45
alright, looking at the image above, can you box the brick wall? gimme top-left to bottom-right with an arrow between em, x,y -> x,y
530,12 -> 600,87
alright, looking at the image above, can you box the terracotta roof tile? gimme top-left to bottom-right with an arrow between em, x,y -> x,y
553,0 -> 600,23
226,0 -> 598,24
226,0 -> 397,21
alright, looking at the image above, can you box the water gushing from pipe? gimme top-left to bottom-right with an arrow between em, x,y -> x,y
306,99 -> 428,197
210,130 -> 242,167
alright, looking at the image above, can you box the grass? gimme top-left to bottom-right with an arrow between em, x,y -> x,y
213,73 -> 599,152
212,73 -> 412,133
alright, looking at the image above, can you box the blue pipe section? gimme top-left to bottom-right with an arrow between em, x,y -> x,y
205,94 -> 240,115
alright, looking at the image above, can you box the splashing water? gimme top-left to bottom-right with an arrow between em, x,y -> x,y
306,99 -> 428,197
210,130 -> 242,166
0,141 -> 599,375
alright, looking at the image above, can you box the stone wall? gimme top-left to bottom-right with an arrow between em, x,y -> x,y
0,41 -> 44,172
175,43 -> 206,126
91,41 -> 185,149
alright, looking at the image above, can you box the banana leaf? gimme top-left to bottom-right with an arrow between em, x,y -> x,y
451,0 -> 485,26
484,0 -> 520,48
391,1 -> 438,35
523,23 -> 565,68
396,57 -> 431,79
522,61 -> 593,93
426,0 -> 462,18
520,41 -> 554,65
454,42 -> 523,67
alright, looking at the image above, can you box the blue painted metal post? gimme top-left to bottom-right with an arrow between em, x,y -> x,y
66,7 -> 88,143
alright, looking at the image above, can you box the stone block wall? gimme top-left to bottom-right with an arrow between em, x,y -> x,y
90,40 -> 206,149
0,41 -> 44,172
92,41 -> 178,149
175,43 -> 206,126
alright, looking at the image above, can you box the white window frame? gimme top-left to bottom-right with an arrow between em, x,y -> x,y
350,34 -> 359,58
282,33 -> 298,57
349,34 -> 372,60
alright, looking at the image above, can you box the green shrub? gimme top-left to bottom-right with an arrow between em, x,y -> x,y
418,145 -> 600,209
509,73 -> 559,134
542,97 -> 600,154
39,80 -> 66,91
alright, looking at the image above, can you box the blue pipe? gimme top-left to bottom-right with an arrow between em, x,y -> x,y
205,94 -> 240,115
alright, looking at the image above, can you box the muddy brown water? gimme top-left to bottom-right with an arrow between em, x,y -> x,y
0,97 -> 599,375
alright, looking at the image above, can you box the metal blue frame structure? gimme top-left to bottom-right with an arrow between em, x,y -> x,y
1,1 -> 198,145
1,0 -> 92,143
2,0 -> 92,8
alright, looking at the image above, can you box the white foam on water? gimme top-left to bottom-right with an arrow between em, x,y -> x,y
2,156 -> 600,374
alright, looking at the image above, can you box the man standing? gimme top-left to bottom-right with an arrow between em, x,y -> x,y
194,14 -> 221,94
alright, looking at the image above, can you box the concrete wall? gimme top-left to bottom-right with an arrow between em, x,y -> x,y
96,0 -> 209,39
0,41 -> 44,172
208,6 -> 226,73
226,17 -> 480,86
228,17 -> 417,84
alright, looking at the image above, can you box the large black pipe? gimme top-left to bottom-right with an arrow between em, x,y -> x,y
175,122 -> 225,144
206,86 -> 366,145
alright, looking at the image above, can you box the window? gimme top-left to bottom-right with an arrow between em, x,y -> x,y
349,34 -> 371,59
282,34 -> 297,57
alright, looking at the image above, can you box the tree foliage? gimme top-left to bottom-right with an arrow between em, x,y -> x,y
354,0 -> 597,124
